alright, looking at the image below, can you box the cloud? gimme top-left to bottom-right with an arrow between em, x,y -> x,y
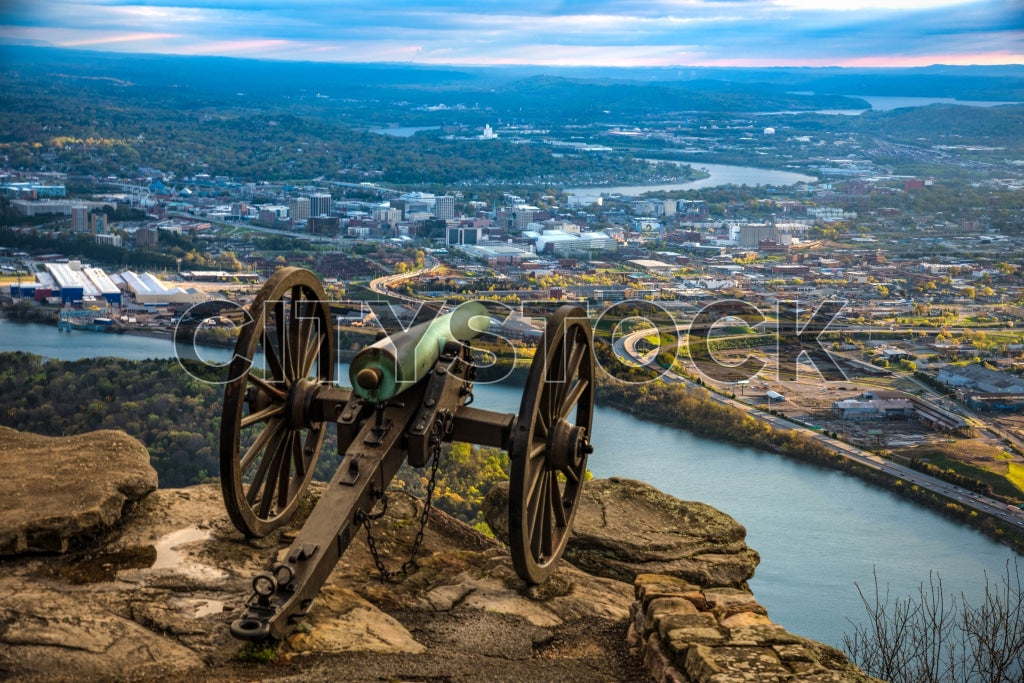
0,0 -> 1020,66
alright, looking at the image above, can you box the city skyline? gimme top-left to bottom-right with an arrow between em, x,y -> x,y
0,0 -> 1022,68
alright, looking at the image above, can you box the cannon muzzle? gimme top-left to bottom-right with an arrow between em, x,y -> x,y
349,301 -> 489,402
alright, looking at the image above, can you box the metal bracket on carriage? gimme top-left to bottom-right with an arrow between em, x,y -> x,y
407,341 -> 474,466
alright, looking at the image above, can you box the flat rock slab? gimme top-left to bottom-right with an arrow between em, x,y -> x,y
0,427 -> 157,555
0,587 -> 205,681
485,477 -> 759,588
568,478 -> 760,588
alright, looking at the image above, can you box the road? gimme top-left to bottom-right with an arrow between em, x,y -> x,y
617,328 -> 1024,531
367,256 -> 442,306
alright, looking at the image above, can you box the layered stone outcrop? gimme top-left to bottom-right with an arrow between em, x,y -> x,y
0,426 -> 157,555
484,477 -> 760,588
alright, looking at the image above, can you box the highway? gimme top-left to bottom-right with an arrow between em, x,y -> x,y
367,256 -> 442,306
616,328 -> 1024,532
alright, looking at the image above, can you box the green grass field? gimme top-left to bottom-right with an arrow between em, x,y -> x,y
899,443 -> 1024,501
1007,463 -> 1024,496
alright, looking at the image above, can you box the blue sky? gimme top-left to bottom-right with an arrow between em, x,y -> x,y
1,1 -> 1021,67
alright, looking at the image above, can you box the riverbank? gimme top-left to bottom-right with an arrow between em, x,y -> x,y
598,376 -> 1024,555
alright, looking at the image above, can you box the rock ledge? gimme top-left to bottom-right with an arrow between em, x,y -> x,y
0,426 -> 157,555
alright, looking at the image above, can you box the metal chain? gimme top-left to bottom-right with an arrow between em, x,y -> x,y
360,409 -> 453,583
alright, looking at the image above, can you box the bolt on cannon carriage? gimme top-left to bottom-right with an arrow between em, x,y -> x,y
218,267 -> 596,640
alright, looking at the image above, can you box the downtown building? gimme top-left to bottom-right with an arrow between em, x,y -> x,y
310,192 -> 333,217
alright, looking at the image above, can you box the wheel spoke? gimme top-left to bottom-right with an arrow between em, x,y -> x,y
246,427 -> 286,507
540,377 -> 557,428
262,331 -> 285,382
273,300 -> 292,381
277,431 -> 297,509
564,335 -> 585,383
559,378 -> 588,421
241,403 -> 284,429
528,440 -> 546,460
560,465 -> 580,485
247,373 -> 287,401
258,465 -> 276,517
524,448 -> 546,503
300,327 -> 321,379
530,474 -> 547,558
239,416 -> 283,472
288,287 -> 306,380
541,472 -> 554,558
546,349 -> 570,422
536,408 -> 550,438
551,474 -> 567,529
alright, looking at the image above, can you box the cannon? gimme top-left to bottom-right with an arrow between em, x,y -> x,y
219,267 -> 595,640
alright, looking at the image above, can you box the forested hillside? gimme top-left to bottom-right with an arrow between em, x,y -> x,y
0,352 -> 509,528
0,353 -> 222,487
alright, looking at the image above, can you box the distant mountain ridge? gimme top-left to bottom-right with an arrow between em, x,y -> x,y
3,45 -> 1022,109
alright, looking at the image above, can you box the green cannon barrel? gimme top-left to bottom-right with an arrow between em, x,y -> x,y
349,301 -> 489,402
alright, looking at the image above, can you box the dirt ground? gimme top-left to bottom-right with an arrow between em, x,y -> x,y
188,614 -> 647,683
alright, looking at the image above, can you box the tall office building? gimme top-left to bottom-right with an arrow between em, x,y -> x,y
90,213 -> 108,235
71,205 -> 88,233
513,205 -> 539,231
434,195 -> 455,220
310,192 -> 333,217
289,197 -> 311,221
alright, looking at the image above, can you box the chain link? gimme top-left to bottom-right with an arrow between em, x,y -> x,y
359,409 -> 453,583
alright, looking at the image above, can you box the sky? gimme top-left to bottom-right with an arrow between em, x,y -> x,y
0,0 -> 1022,68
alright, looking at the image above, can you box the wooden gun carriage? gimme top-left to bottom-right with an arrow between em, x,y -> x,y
219,267 -> 596,640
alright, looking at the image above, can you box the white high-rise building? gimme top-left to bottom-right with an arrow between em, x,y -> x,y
434,195 -> 455,220
289,197 -> 311,221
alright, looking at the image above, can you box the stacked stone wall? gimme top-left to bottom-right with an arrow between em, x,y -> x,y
629,574 -> 878,682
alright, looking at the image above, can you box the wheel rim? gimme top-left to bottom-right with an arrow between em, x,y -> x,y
509,306 -> 594,583
220,267 -> 334,537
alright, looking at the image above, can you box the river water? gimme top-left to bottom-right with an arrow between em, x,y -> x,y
0,317 -> 1018,649
564,162 -> 818,201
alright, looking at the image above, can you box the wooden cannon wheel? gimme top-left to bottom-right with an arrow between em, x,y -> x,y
220,267 -> 334,537
508,305 -> 595,584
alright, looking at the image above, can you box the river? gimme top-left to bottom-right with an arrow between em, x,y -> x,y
564,162 -> 818,201
0,317 -> 1018,650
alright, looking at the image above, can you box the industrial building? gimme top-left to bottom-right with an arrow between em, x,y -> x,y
831,393 -> 913,420
523,229 -> 617,256
82,267 -> 122,305
114,270 -> 206,306
10,263 -> 206,308
44,263 -> 86,304
32,263 -> 124,305
936,364 -> 1024,394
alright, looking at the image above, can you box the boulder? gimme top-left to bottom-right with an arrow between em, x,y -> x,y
0,427 -> 158,555
484,477 -> 760,588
